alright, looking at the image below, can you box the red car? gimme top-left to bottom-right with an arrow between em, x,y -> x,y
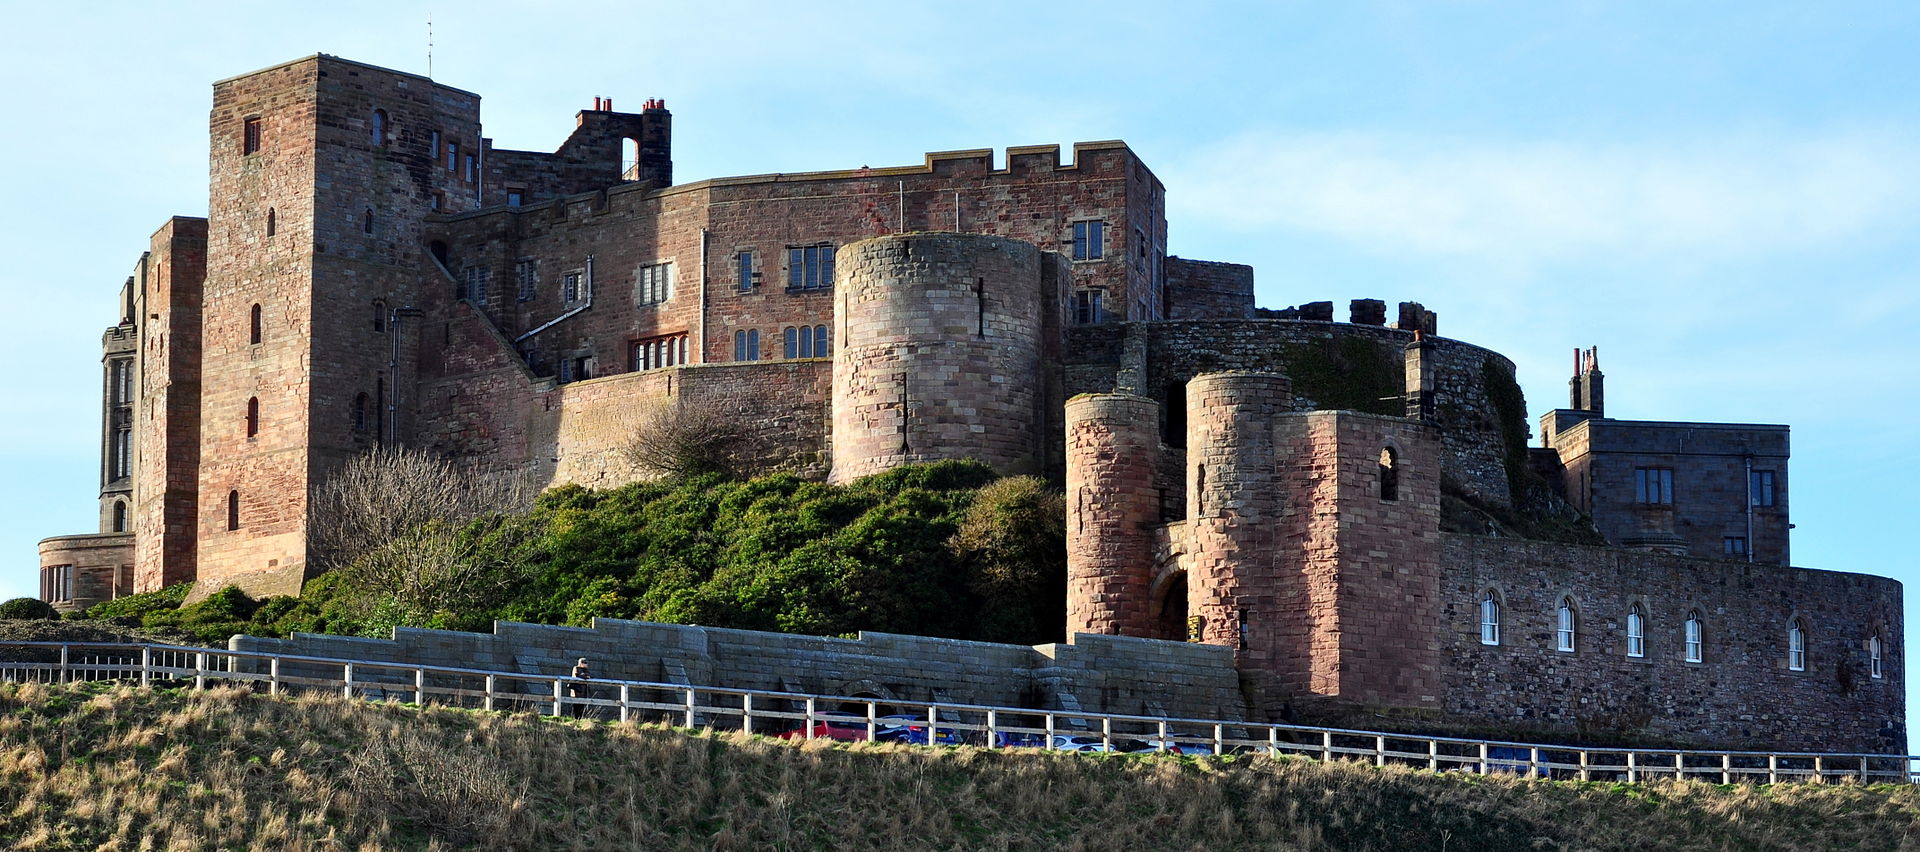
780,711 -> 873,742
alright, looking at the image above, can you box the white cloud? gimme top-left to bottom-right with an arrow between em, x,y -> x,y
1164,128 -> 1920,265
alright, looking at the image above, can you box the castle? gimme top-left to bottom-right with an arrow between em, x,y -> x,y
35,54 -> 1902,752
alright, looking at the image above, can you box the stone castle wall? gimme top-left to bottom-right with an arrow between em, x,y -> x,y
1066,319 -> 1521,505
831,233 -> 1054,482
1439,535 -> 1903,753
37,534 -> 133,613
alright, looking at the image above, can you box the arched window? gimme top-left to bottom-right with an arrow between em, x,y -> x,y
1626,604 -> 1646,658
1685,611 -> 1704,662
226,490 -> 241,531
1379,446 -> 1399,501
734,329 -> 760,361
112,500 -> 127,533
249,303 -> 262,345
1789,618 -> 1807,671
364,208 -> 375,235
372,300 -> 386,332
245,397 -> 259,438
266,207 -> 276,237
371,109 -> 387,146
783,326 -> 798,359
353,393 -> 369,433
1479,591 -> 1501,646
1556,597 -> 1577,652
1871,635 -> 1884,679
814,324 -> 829,357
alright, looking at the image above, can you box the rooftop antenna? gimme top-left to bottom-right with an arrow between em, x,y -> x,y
427,14 -> 434,79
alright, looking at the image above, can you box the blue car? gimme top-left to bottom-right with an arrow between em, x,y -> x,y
874,714 -> 962,745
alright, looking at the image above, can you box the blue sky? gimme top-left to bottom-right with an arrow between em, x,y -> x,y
2,2 -> 1915,731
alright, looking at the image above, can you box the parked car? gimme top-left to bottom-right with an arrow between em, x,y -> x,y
1051,735 -> 1124,753
1132,734 -> 1214,755
874,714 -> 962,746
778,711 -> 872,743
993,731 -> 1048,748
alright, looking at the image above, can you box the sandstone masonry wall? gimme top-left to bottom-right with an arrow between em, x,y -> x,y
1064,393 -> 1160,636
1440,535 -> 1904,753
38,534 -> 133,613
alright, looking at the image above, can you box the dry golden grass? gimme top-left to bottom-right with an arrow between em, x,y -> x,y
3,681 -> 1920,851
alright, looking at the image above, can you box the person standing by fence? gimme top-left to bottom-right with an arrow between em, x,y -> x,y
567,658 -> 591,719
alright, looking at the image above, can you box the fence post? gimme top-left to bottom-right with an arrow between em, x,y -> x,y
1375,736 -> 1386,767
1860,756 -> 1869,784
1324,731 -> 1335,763
804,697 -> 817,740
484,674 -> 496,712
341,662 -> 354,700
551,678 -> 563,717
1768,753 -> 1778,784
1269,726 -> 1280,756
1428,738 -> 1438,772
269,657 -> 280,697
1627,751 -> 1637,783
986,709 -> 998,749
620,683 -> 631,724
140,647 -> 151,689
1815,755 -> 1825,784
414,668 -> 426,705
1157,720 -> 1169,754
196,651 -> 208,691
743,694 -> 754,735
930,705 -> 940,746
1215,724 -> 1225,756
59,645 -> 69,683
1532,748 -> 1544,779
684,688 -> 696,729
1579,751 -> 1590,782
867,700 -> 878,743
1478,742 -> 1489,776
1045,713 -> 1057,750
1674,752 -> 1684,781
1723,753 -> 1732,785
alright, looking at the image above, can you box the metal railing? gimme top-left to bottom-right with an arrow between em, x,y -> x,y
3,640 -> 1911,784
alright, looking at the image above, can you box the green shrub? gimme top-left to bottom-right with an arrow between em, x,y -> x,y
0,598 -> 60,620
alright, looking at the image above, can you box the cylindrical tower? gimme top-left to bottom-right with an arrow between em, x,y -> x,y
830,232 -> 1047,483
1064,393 -> 1161,637
1185,371 -> 1292,658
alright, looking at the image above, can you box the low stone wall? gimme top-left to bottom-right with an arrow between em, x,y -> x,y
1440,535 -> 1905,753
231,618 -> 1249,724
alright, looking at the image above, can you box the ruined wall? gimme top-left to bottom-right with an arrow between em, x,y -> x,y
1441,535 -> 1904,753
481,102 -> 670,207
832,233 -> 1053,482
232,618 -> 1248,725
1066,318 -> 1520,505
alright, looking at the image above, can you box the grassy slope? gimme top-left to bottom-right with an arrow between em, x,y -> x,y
2,683 -> 1918,851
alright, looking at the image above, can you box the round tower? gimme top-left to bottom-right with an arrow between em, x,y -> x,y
830,232 -> 1047,483
1185,371 -> 1292,656
1064,393 -> 1161,637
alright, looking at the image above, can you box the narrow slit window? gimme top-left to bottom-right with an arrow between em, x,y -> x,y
370,109 -> 387,146
1789,619 -> 1807,671
245,397 -> 259,438
1556,598 -> 1577,652
227,490 -> 241,531
1626,604 -> 1646,658
266,207 -> 276,237
1871,635 -> 1884,679
1685,611 -> 1704,663
1379,447 -> 1399,501
250,304 -> 262,345
1480,591 -> 1501,646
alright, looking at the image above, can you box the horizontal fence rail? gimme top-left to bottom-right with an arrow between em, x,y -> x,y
3,640 -> 1912,784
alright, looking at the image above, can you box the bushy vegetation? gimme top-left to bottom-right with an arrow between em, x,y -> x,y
4,681 -> 1918,851
0,598 -> 60,620
77,460 -> 1067,647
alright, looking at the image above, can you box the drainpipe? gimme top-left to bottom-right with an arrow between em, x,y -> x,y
697,228 -> 708,363
387,305 -> 422,444
1744,454 -> 1755,563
